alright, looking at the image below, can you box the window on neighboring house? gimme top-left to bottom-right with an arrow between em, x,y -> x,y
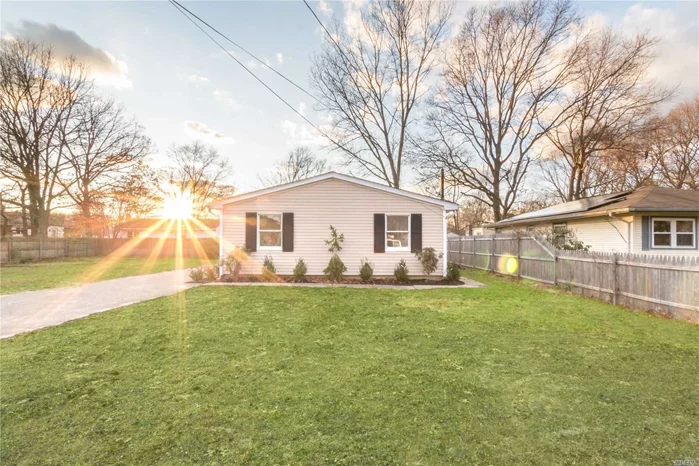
258,213 -> 282,250
652,218 -> 695,249
386,214 -> 410,251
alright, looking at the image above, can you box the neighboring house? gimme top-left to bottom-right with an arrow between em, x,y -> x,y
488,186 -> 699,254
1,211 -> 65,237
208,172 -> 459,276
116,218 -> 219,239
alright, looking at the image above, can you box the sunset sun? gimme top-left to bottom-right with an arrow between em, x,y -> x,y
161,192 -> 193,220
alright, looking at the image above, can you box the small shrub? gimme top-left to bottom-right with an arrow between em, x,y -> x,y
189,267 -> 206,283
204,265 -> 219,282
446,262 -> 461,282
262,255 -> 276,274
223,245 -> 251,276
325,225 -> 344,253
414,247 -> 442,275
359,258 -> 374,282
293,258 -> 308,281
324,254 -> 347,282
393,259 -> 410,283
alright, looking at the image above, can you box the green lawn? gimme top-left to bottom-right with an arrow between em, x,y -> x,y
0,257 -> 208,294
1,270 -> 697,464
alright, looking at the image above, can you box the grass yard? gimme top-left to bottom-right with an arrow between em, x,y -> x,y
0,257 -> 208,294
1,270 -> 697,464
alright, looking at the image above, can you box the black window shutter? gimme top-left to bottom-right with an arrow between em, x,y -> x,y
641,216 -> 650,251
411,214 -> 422,253
282,213 -> 294,252
245,212 -> 257,252
374,214 -> 385,253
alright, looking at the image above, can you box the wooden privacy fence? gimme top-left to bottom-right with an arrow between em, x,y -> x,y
449,234 -> 699,322
0,237 -> 219,264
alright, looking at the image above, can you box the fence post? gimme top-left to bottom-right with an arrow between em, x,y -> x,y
491,235 -> 495,272
553,248 -> 557,285
612,252 -> 618,305
516,236 -> 521,280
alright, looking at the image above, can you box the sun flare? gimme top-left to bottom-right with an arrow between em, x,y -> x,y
162,191 -> 193,220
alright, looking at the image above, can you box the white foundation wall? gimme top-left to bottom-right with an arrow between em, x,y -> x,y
220,178 -> 446,276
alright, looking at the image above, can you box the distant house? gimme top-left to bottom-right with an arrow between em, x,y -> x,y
488,186 -> 699,254
1,211 -> 65,238
208,172 -> 459,276
116,218 -> 219,239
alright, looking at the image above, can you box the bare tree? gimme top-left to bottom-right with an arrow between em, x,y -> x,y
311,0 -> 452,188
164,141 -> 233,217
93,162 -> 161,238
261,147 -> 329,186
542,28 -> 672,201
414,0 -> 581,221
0,39 -> 90,235
62,95 -> 152,235
654,96 -> 699,190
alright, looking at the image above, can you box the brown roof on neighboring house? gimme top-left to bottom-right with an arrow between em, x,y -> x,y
118,218 -> 218,230
489,186 -> 699,228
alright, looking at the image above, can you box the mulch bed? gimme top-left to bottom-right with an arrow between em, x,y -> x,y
219,274 -> 463,286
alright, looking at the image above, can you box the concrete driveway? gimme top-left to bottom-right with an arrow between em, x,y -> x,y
0,268 -> 196,339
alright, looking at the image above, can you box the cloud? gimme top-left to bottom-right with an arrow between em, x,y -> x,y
281,120 -> 328,146
620,4 -> 699,102
184,121 -> 234,143
298,102 -> 307,116
319,0 -> 333,15
7,21 -> 131,88
276,52 -> 284,65
247,60 -> 258,69
212,89 -> 236,106
188,74 -> 209,84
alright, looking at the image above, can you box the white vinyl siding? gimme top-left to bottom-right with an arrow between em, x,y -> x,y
221,178 -> 445,276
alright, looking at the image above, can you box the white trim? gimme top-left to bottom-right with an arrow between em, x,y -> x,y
207,172 -> 460,211
257,213 -> 283,251
443,210 -> 448,277
385,214 -> 411,252
651,217 -> 696,249
218,209 -> 223,275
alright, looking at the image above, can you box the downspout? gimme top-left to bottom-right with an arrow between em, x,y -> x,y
608,213 -> 632,253
443,210 -> 453,277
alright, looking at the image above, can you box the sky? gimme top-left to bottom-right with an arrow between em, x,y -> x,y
2,0 -> 698,193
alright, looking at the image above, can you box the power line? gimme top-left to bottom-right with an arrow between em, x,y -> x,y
169,0 -> 356,155
170,0 -> 318,104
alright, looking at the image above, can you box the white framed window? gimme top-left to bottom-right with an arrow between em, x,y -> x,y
652,218 -> 695,249
258,213 -> 282,250
386,214 -> 410,251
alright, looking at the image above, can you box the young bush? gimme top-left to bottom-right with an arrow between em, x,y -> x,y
414,247 -> 442,275
223,245 -> 251,277
293,258 -> 308,281
324,255 -> 347,283
262,255 -> 276,274
204,265 -> 219,282
189,267 -> 206,283
393,259 -> 410,283
446,262 -> 461,282
261,255 -> 277,281
359,258 -> 374,282
324,225 -> 344,253
323,226 -> 347,282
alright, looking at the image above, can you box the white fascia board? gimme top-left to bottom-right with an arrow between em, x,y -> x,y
208,172 -> 460,211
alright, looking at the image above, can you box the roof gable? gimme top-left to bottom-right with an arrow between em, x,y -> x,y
207,172 -> 459,210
